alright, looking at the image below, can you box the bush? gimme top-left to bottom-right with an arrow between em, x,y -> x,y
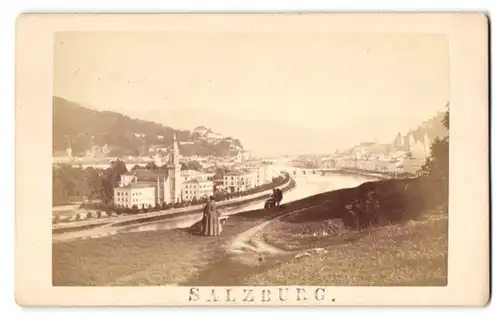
416,107 -> 449,194
86,212 -> 92,219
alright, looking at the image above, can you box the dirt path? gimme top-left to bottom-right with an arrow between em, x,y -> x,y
178,206 -> 321,286
227,206 -> 314,256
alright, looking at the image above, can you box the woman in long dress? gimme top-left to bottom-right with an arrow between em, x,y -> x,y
201,196 -> 221,236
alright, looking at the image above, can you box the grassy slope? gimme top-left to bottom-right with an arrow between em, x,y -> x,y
249,206 -> 447,286
53,177 -> 448,286
53,208 -> 288,286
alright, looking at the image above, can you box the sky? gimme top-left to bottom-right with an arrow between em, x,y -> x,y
54,32 -> 449,155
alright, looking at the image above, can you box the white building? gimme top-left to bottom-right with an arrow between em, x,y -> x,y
181,169 -> 214,182
148,144 -> 168,153
223,170 -> 258,193
233,162 -> 277,186
182,179 -> 214,202
193,126 -> 210,136
114,184 -> 156,209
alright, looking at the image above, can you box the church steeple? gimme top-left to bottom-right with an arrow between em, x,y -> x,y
66,136 -> 72,158
171,133 -> 180,166
167,132 -> 182,204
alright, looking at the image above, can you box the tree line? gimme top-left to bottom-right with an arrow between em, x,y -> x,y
53,159 -> 128,206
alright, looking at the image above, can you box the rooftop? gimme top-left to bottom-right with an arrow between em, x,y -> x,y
181,169 -> 212,176
185,178 -> 213,184
130,168 -> 168,181
116,183 -> 156,190
149,144 -> 167,148
224,170 -> 255,176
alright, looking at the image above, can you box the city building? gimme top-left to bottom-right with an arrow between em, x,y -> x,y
53,143 -> 73,164
182,179 -> 214,202
181,169 -> 215,182
233,162 -> 278,186
149,144 -> 168,153
319,157 -> 336,168
84,144 -> 110,158
193,126 -> 210,136
223,170 -> 258,193
113,184 -> 156,209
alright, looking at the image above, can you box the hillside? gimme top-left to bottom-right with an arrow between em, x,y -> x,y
52,97 -> 244,157
392,110 -> 448,149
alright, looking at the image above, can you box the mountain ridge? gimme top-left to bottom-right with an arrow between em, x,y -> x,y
52,96 -> 244,157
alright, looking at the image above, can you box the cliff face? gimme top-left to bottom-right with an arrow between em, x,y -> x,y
392,111 -> 448,150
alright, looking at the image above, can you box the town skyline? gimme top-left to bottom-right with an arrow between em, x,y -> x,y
54,32 -> 449,154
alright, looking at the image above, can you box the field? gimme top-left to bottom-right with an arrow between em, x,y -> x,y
53,176 -> 448,286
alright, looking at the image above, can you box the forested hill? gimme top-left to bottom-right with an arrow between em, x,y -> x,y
53,96 -> 244,157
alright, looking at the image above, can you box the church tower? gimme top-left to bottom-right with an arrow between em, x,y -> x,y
167,133 -> 182,203
66,137 -> 73,159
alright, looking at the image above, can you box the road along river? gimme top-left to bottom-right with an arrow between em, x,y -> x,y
52,174 -> 376,242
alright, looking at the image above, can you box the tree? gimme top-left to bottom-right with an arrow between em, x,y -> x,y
101,160 -> 128,201
186,160 -> 203,171
214,167 -> 230,179
145,162 -> 158,170
82,167 -> 102,200
442,102 -> 449,130
417,106 -> 449,189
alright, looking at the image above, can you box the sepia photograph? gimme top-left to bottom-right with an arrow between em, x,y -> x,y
15,13 -> 489,306
51,31 -> 451,287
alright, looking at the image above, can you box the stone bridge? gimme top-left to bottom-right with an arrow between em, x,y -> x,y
276,166 -> 339,176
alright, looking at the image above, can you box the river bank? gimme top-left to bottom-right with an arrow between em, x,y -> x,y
333,168 -> 416,180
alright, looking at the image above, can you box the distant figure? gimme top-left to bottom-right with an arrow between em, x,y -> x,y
201,196 -> 221,236
265,190 -> 277,209
351,199 -> 363,230
274,188 -> 283,207
364,189 -> 380,226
